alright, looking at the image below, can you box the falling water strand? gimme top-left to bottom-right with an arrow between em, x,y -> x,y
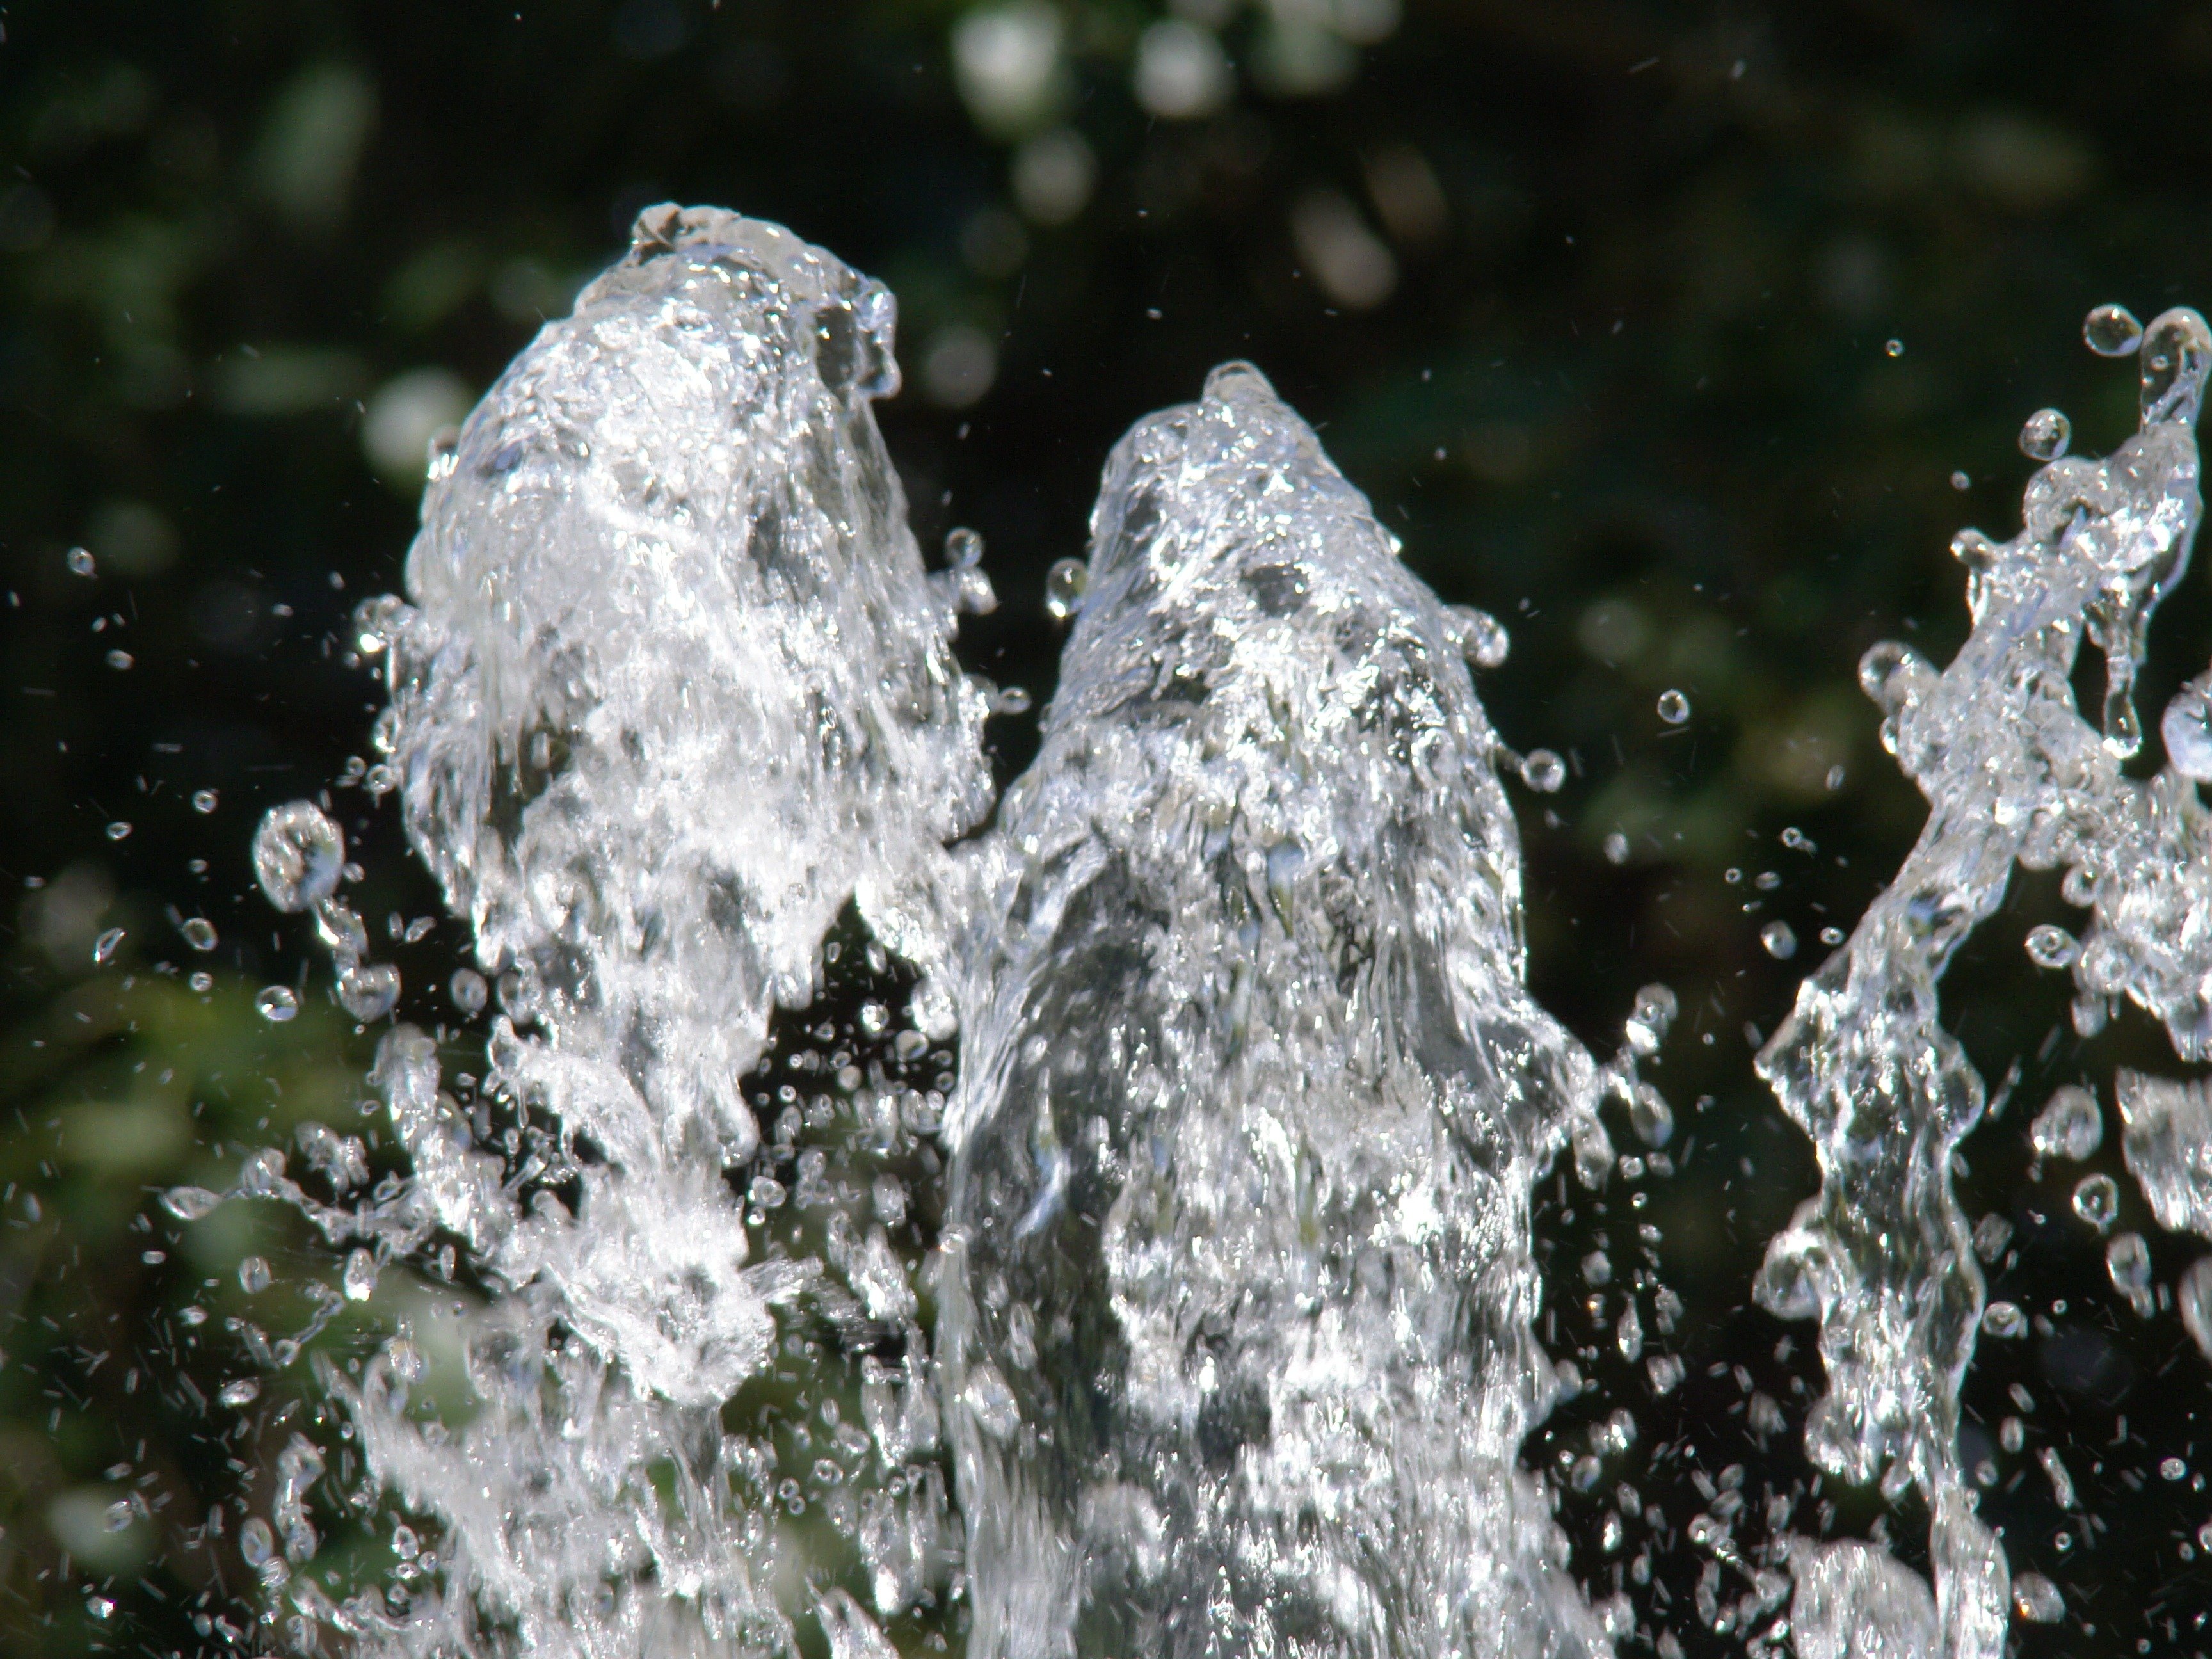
199,207 -> 995,1658
1752,304 -> 2212,1659
939,362 -> 1660,1659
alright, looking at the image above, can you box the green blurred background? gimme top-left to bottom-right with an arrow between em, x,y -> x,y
4,0 -> 2212,1654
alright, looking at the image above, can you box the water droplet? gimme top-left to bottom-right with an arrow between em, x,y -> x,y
1452,605 -> 1511,669
1780,826 -> 1815,852
1043,557 -> 1088,622
1628,1083 -> 1672,1147
180,918 -> 217,952
2162,677 -> 2212,780
238,1256 -> 271,1293
449,968 -> 488,1014
92,927 -> 125,966
1519,749 -> 1566,792
342,1247 -> 378,1302
2071,1172 -> 2120,1233
945,526 -> 984,569
238,1515 -> 275,1564
990,685 -> 1032,716
1825,764 -> 1847,790
220,1377 -> 260,1409
2030,1084 -> 2102,1162
188,970 -> 212,993
105,648 -> 133,671
1884,338 -> 1905,357
66,546 -> 95,577
1950,470 -> 1972,492
253,801 -> 345,913
1759,920 -> 1797,959
160,1185 -> 223,1222
1655,689 -> 1690,724
2024,924 -> 2079,970
337,962 -> 401,1023
2083,302 -> 2144,358
1819,926 -> 1844,945
2012,1573 -> 2064,1623
1982,1301 -> 2026,1338
104,821 -> 131,840
191,788 -> 218,813
2019,407 -> 2071,461
103,1498 -> 135,1533
2107,1231 -> 2152,1295
256,985 -> 300,1023
1603,831 -> 1630,865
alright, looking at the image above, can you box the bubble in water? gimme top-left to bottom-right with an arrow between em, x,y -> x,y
160,1185 -> 223,1222
1950,470 -> 1972,492
191,788 -> 218,813
1043,556 -> 1088,621
253,801 -> 345,913
104,821 -> 131,841
1603,830 -> 1630,865
180,918 -> 217,952
990,685 -> 1032,716
238,1256 -> 272,1293
1519,749 -> 1566,792
2161,676 -> 2212,780
188,970 -> 212,993
1981,1301 -> 2026,1338
1656,688 -> 1690,724
2072,1172 -> 2120,1233
1760,920 -> 1797,959
2012,1573 -> 2065,1623
449,967 -> 488,1014
945,525 -> 984,568
2023,923 -> 2079,969
2083,303 -> 2144,358
256,985 -> 300,1023
2019,408 -> 2071,461
1884,338 -> 1905,357
337,962 -> 401,1023
66,546 -> 95,577
2030,1084 -> 2101,1162
342,1247 -> 378,1302
92,927 -> 125,966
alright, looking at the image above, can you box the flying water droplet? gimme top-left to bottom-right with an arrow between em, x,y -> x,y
1628,1084 -> 1673,1147
989,685 -> 1032,716
104,821 -> 131,841
1819,926 -> 1844,945
1981,1301 -> 2025,1338
160,1185 -> 223,1222
1884,338 -> 1905,357
2083,303 -> 2144,358
2019,408 -> 2071,461
2012,1573 -> 2065,1623
1451,605 -> 1511,669
238,1256 -> 271,1293
2181,1258 -> 2212,1362
92,927 -> 125,966
1519,749 -> 1566,792
191,788 -> 218,813
2072,1172 -> 2120,1233
1043,557 -> 1088,621
187,970 -> 212,993
2106,1231 -> 2153,1313
1603,830 -> 1630,865
2030,1084 -> 2102,1162
1656,688 -> 1690,724
449,968 -> 487,1014
2162,676 -> 2212,780
66,546 -> 96,576
337,962 -> 401,1023
1760,920 -> 1797,959
255,985 -> 300,1023
342,1248 -> 378,1302
1950,470 -> 1972,492
945,526 -> 984,568
253,802 -> 346,913
2024,924 -> 2079,969
180,918 -> 217,952
105,648 -> 132,670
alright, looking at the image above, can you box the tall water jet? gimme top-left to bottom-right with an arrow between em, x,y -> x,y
939,363 -> 1649,1659
1754,306 -> 2212,1659
271,205 -> 992,1655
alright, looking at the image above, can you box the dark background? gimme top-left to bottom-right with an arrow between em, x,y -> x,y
2,0 -> 2211,1654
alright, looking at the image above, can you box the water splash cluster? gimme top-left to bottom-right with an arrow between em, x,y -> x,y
1753,303 -> 2212,1658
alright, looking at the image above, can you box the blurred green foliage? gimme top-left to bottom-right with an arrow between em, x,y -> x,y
4,0 -> 2212,1653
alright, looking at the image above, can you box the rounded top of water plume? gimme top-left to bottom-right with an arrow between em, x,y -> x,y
2138,306 -> 2212,425
2085,303 -> 2144,358
253,801 -> 344,913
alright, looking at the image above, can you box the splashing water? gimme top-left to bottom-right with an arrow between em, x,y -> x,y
939,362 -> 1656,1659
1752,304 -> 2212,1659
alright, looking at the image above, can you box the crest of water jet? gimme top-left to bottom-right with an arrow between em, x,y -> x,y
1753,304 -> 2212,1659
939,361 -> 1653,1659
203,206 -> 995,1658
